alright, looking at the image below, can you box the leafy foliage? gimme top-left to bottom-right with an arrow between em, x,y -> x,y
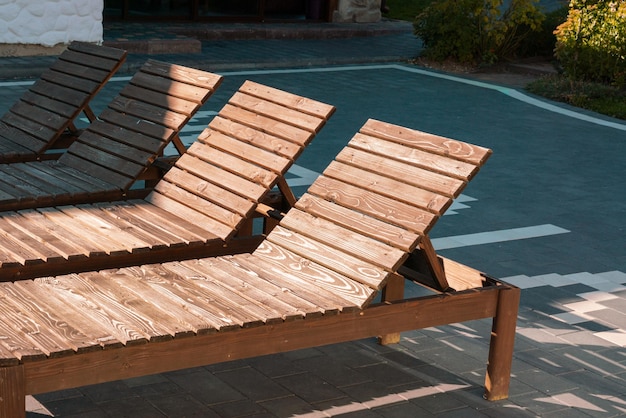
554,0 -> 626,87
413,0 -> 545,64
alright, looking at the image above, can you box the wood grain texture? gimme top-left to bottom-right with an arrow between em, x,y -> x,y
0,42 -> 126,162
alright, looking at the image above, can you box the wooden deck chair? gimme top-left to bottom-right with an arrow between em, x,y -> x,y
0,42 -> 127,163
0,59 -> 222,212
0,80 -> 336,281
0,120 -> 520,417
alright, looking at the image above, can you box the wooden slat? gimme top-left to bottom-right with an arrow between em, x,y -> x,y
189,257 -> 323,318
58,152 -> 137,190
35,161 -> 117,193
57,205 -> 154,254
84,119 -> 167,155
187,137 -> 276,190
38,273 -> 168,345
27,79 -> 88,108
151,181 -> 242,231
440,256 -> 486,291
140,59 -> 223,92
35,207 -> 128,257
106,96 -> 190,130
349,133 -> 480,180
337,146 -> 466,198
93,268 -> 213,337
1,111 -> 58,143
72,131 -> 157,167
206,118 -> 303,160
360,119 -> 492,166
8,102 -> 67,132
322,161 -> 451,215
248,242 -> 377,308
15,280 -> 123,350
159,261 -> 267,328
307,175 -> 436,235
229,91 -> 325,133
144,192 -> 235,241
128,263 -> 243,332
0,216 -> 64,265
97,109 -> 176,142
49,59 -> 110,84
0,164 -> 71,200
199,130 -> 292,175
4,210 -> 90,262
295,194 -> 420,252
2,282 -> 104,353
174,154 -> 267,202
0,283 -> 76,358
279,209 -> 406,271
128,73 -> 212,107
218,104 -> 314,146
20,91 -> 78,119
92,201 -> 208,247
239,80 -> 336,121
66,42 -> 128,64
161,167 -> 254,217
263,226 -> 387,291
178,258 -> 299,324
40,71 -> 99,94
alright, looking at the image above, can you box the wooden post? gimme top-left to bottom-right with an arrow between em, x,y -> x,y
0,365 -> 26,418
484,286 -> 520,400
378,273 -> 405,345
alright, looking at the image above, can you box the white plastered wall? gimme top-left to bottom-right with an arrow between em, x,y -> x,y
0,0 -> 103,55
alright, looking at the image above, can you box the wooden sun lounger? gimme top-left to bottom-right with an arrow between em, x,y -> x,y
0,120 -> 520,417
0,80 -> 336,281
0,42 -> 127,163
0,59 -> 222,212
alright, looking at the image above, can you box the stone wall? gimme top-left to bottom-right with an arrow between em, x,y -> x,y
0,0 -> 103,56
333,0 -> 381,23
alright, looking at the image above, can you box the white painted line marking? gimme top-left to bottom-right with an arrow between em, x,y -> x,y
4,64 -> 624,131
432,224 -> 570,250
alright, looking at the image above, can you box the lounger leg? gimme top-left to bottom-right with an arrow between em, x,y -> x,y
484,286 -> 520,400
0,365 -> 26,417
378,273 -> 405,345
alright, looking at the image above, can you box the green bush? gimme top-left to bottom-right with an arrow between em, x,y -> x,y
554,0 -> 626,87
413,0 -> 545,64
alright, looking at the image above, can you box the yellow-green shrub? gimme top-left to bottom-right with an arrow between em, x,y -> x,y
554,0 -> 626,87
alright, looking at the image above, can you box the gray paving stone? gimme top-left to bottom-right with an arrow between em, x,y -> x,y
293,356 -> 373,388
273,372 -> 347,404
208,399 -> 269,418
513,369 -> 580,395
257,395 -> 320,417
215,367 -> 292,402
148,393 -> 218,417
165,368 -> 246,406
374,400 -> 432,417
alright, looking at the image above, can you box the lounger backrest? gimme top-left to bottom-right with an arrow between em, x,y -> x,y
144,80 -> 336,241
0,42 -> 127,155
253,118 -> 492,308
57,59 -> 223,190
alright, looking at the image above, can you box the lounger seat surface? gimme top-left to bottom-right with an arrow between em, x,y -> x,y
0,42 -> 128,163
0,119 -> 493,357
0,59 -> 222,212
0,81 -> 336,281
0,120 -> 521,416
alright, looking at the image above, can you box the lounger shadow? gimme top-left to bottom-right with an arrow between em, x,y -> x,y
0,80 -> 336,281
0,119 -> 520,417
0,42 -> 127,163
0,59 -> 222,212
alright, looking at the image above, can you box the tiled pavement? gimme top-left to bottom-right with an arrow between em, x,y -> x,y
1,22 -> 626,418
